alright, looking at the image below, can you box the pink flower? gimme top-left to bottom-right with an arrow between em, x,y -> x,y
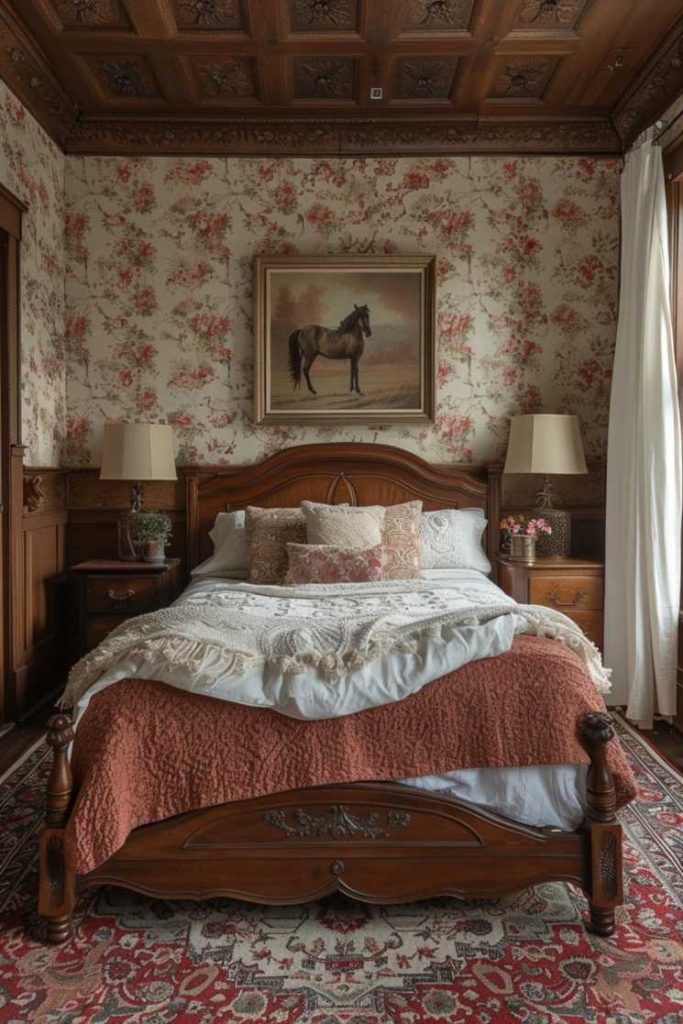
65,212 -> 88,238
133,183 -> 155,212
306,203 -> 334,227
167,160 -> 212,186
273,180 -> 297,213
133,287 -> 157,315
402,169 -> 430,190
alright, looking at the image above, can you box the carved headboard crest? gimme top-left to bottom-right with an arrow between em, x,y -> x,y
326,472 -> 358,506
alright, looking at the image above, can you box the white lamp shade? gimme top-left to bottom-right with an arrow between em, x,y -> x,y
100,423 -> 177,481
503,414 -> 587,475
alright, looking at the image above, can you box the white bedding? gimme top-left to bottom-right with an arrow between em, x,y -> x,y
65,569 -> 598,830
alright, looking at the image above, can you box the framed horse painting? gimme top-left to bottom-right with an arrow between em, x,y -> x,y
253,254 -> 435,425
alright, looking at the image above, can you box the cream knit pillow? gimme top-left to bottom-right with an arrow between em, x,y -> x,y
301,501 -> 385,548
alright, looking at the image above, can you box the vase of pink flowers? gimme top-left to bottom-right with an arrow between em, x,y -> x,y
500,515 -> 552,564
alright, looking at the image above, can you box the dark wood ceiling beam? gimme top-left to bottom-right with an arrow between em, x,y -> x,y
148,52 -> 198,104
123,0 -> 177,38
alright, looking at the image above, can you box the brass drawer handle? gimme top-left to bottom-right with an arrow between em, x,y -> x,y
106,588 -> 135,603
546,589 -> 587,608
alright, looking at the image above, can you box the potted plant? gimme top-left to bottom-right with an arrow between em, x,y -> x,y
128,511 -> 173,564
500,515 -> 552,564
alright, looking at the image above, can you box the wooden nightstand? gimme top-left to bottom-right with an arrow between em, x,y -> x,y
497,556 -> 604,650
70,559 -> 182,659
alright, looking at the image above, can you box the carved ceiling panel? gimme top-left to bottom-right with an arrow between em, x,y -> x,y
0,0 -> 681,154
289,0 -> 358,33
193,57 -> 258,99
402,0 -> 475,32
88,56 -> 161,99
293,57 -> 356,99
395,58 -> 458,99
515,0 -> 590,31
171,0 -> 246,32
491,60 -> 557,100
50,0 -> 130,29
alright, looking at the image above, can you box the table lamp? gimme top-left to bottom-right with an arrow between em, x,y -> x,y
503,413 -> 587,557
100,422 -> 177,561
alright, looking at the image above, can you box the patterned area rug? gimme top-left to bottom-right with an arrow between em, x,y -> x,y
0,718 -> 681,1023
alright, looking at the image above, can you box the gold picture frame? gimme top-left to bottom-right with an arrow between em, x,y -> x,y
254,254 -> 436,425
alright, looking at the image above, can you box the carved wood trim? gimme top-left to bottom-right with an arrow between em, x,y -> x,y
65,114 -> 623,155
263,805 -> 411,839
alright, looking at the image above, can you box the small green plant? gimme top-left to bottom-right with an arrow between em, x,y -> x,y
128,511 -> 172,548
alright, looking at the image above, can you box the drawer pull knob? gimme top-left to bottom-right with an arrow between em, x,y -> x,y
106,588 -> 135,603
547,589 -> 587,608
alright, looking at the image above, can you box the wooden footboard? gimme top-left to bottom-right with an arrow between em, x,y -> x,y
38,712 -> 623,943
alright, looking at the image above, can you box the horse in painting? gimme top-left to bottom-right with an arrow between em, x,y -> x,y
288,304 -> 372,396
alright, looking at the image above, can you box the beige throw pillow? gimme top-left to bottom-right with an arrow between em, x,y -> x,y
246,506 -> 306,583
382,500 -> 423,579
301,501 -> 385,548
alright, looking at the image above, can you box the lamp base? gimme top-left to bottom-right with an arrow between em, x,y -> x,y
117,514 -> 139,561
535,507 -> 571,557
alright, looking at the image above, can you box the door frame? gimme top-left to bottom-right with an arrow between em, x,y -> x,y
0,183 -> 26,723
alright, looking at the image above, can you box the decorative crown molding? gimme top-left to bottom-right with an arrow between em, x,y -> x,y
65,113 -> 622,155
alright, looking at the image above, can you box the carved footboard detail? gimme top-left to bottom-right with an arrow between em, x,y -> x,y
580,711 -> 623,937
81,784 -> 590,908
39,715 -> 76,944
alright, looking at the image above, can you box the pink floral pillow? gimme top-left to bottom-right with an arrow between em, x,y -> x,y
284,543 -> 384,585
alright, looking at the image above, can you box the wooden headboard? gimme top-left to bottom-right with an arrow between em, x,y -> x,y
185,443 -> 501,577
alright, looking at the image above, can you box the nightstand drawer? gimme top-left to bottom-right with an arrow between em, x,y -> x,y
564,610 -> 603,648
86,575 -> 158,614
529,575 -> 603,611
86,615 -> 125,649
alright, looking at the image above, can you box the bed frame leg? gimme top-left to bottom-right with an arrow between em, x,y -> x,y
580,711 -> 623,938
39,714 -> 76,944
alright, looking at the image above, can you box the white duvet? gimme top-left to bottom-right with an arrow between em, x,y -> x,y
65,569 -> 609,723
63,569 -> 606,830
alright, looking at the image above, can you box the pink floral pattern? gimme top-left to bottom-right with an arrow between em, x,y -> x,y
64,154 -> 619,468
0,80 -> 65,465
285,542 -> 384,584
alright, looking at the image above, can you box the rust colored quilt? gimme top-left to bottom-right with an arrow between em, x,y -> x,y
65,635 -> 637,873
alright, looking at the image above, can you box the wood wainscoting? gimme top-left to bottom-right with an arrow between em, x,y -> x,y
11,456 -> 68,720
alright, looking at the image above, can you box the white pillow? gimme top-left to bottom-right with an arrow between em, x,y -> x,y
420,508 -> 491,574
191,510 -> 248,577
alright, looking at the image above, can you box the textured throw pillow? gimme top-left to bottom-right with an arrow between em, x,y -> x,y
382,500 -> 423,580
192,510 -> 248,577
246,506 -> 307,583
284,543 -> 384,585
420,508 -> 491,574
301,501 -> 385,548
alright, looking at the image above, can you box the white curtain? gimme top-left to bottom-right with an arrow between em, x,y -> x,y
604,140 -> 682,729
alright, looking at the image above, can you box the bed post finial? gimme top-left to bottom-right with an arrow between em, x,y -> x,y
580,711 -> 622,936
40,714 -> 76,944
45,714 -> 74,827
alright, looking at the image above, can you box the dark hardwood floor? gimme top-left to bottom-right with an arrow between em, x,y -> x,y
640,720 -> 683,771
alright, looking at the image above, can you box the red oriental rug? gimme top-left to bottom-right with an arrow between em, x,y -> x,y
0,717 -> 681,1023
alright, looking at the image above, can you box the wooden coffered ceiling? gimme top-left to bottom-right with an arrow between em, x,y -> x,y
1,0 -> 683,155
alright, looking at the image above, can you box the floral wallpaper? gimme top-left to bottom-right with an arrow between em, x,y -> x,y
64,153 -> 619,471
0,79 -> 65,466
